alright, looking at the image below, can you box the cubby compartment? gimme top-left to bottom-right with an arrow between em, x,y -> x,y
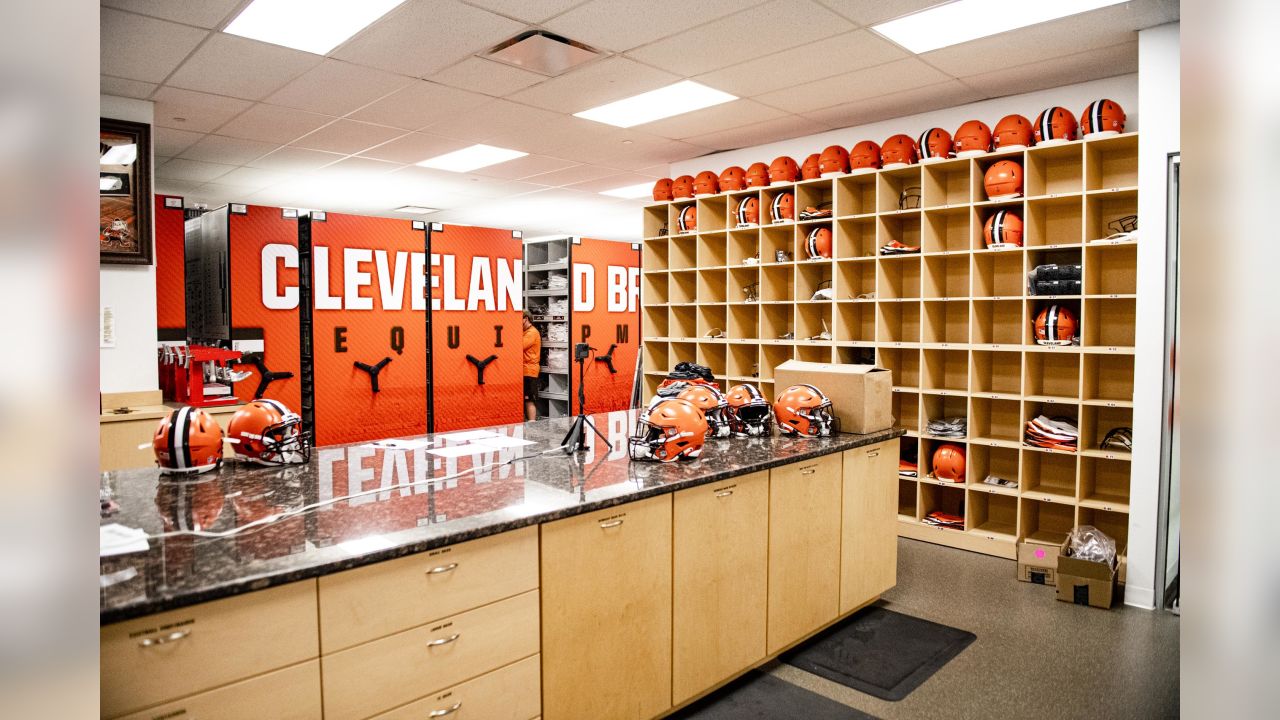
1085,189 -> 1138,243
1024,398 -> 1079,436
835,301 -> 875,343
1026,247 -> 1083,297
1085,134 -> 1138,191
892,391 -> 920,432
696,232 -> 727,267
975,153 -> 1024,202
923,254 -> 971,298
970,397 -> 1022,444
835,173 -> 877,216
726,342 -> 759,379
972,249 -> 1024,298
760,344 -> 793,381
972,205 -> 1026,252
761,224 -> 793,262
728,266 -> 760,304
879,347 -> 921,389
972,299 -> 1023,345
642,341 -> 670,375
919,484 -> 966,529
727,303 -> 758,341
878,165 -> 923,213
1020,498 -> 1075,545
1085,242 -> 1136,296
922,207 -> 971,253
836,345 -> 876,365
969,445 -> 1020,492
669,341 -> 697,369
672,200 -> 697,236
878,213 -> 922,252
643,204 -> 668,239
669,269 -> 697,305
877,301 -> 921,344
796,345 -> 831,363
760,303 -> 791,341
1079,404 -> 1133,455
1082,354 -> 1134,404
1027,298 -> 1081,346
1082,297 -> 1135,349
727,228 -> 759,265
921,394 -> 968,439
921,437 -> 969,484
878,256 -> 922,299
1024,352 -> 1080,401
761,264 -> 793,303
762,187 -> 795,225
670,304 -> 697,339
697,268 -> 726,304
1025,195 -> 1083,247
795,180 -> 833,217
835,217 -> 877,259
899,479 -> 919,520
795,303 -> 833,341
1021,450 -> 1077,502
670,234 -> 698,269
643,271 -> 669,305
1077,507 -> 1129,551
968,492 -> 1018,539
1026,142 -> 1083,196
922,349 -> 968,392
697,304 -> 727,339
796,222 -> 835,262
643,305 -> 669,339
796,261 -> 833,302
836,258 -> 876,299
696,196 -> 728,232
923,160 -> 972,207
1080,457 -> 1131,512
697,341 -> 726,378
643,238 -> 669,271
971,350 -> 1022,396
922,300 -> 969,344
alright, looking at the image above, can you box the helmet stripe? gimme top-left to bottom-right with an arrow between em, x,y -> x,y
1092,100 -> 1104,134
167,408 -> 180,470
771,193 -> 783,219
993,210 -> 1005,244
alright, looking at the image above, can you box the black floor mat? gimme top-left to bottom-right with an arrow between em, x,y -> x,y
782,606 -> 975,701
672,671 -> 878,719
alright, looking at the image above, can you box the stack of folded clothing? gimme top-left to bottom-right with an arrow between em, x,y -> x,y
547,297 -> 568,315
1024,415 -> 1079,451
926,416 -> 967,438
547,273 -> 568,290
546,323 -> 569,343
879,240 -> 920,256
923,511 -> 964,530
983,474 -> 1018,489
898,459 -> 918,478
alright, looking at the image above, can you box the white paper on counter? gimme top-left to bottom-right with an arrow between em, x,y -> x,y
469,435 -> 536,449
434,430 -> 500,443
100,523 -> 150,556
368,437 -> 434,450
426,444 -> 487,458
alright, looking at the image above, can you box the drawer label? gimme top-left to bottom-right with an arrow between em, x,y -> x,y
435,690 -> 455,702
429,620 -> 455,633
128,617 -> 194,640
427,545 -> 454,558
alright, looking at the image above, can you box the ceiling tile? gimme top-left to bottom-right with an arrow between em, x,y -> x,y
756,57 -> 949,114
315,156 -> 405,179
155,158 -> 237,183
694,29 -> 906,98
166,34 -> 322,101
151,87 -> 252,133
153,126 -> 206,157
429,57 -> 547,97
197,181 -> 267,201
265,60 -> 414,117
798,79 -> 983,129
460,0 -> 584,23
347,80 -> 492,131
420,99 -> 570,146
151,179 -> 206,197
506,56 -> 679,113
959,41 -> 1139,100
291,120 -> 407,155
641,99 -> 787,140
214,166 -> 296,191
178,135 -> 279,165
682,113 -> 830,152
469,154 -> 580,180
523,163 -> 622,187
544,0 -> 755,53
332,0 -> 526,78
215,104 -> 336,144
101,0 -> 245,29
100,75 -> 156,100
246,147 -> 347,173
357,132 -> 469,164
100,8 -> 208,83
624,0 -> 854,76
814,0 -> 941,25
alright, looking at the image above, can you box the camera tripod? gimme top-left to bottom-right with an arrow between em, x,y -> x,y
561,343 -> 606,454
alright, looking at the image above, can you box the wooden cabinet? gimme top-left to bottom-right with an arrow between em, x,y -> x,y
112,660 -> 320,720
321,589 -> 539,720
841,439 -> 900,613
540,494 -> 673,720
318,525 -> 538,653
767,454 -> 843,655
100,580 -> 318,719
672,471 -> 769,705
369,654 -> 541,720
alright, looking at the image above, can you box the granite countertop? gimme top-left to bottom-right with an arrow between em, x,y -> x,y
100,409 -> 901,624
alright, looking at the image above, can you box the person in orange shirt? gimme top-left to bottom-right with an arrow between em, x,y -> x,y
522,311 -> 541,421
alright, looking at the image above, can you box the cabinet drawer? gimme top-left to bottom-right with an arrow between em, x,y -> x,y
841,439 -> 899,613
319,526 -> 538,653
101,581 -> 319,719
322,589 -> 540,720
112,659 -> 320,720
369,654 -> 541,720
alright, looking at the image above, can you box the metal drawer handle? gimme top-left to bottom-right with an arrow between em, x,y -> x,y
599,519 -> 624,529
800,468 -> 817,476
429,702 -> 462,717
138,630 -> 190,647
715,489 -> 734,498
426,562 -> 458,575
866,451 -> 879,458
427,633 -> 460,648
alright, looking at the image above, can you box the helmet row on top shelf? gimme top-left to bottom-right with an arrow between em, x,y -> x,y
653,99 -> 1126,202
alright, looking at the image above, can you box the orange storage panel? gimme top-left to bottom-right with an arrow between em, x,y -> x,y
571,238 -> 642,414
154,194 -> 187,335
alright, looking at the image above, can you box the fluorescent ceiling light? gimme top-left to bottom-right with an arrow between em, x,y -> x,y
416,144 -> 528,173
225,0 -> 409,55
395,205 -> 439,214
872,0 -> 1128,54
100,143 -> 136,166
100,176 -> 124,192
574,80 -> 737,128
600,182 -> 653,199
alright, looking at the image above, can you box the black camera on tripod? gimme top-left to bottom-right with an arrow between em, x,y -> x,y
574,342 -> 592,361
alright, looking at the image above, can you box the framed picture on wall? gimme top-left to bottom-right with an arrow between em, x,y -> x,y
100,117 -> 152,265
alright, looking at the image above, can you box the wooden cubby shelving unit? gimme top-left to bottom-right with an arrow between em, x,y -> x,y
640,133 -> 1140,561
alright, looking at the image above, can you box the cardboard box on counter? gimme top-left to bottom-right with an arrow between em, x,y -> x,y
773,360 -> 892,434
1017,540 -> 1060,586
1055,540 -> 1118,609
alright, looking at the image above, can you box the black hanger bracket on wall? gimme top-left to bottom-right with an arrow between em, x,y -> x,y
466,354 -> 498,385
354,356 -> 392,393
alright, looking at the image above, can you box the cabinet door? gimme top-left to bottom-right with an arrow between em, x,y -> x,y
841,439 -> 900,613
672,471 -> 769,705
112,660 -> 320,720
541,494 -> 672,720
767,454 -> 843,654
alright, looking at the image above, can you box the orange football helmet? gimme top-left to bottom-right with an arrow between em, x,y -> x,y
724,384 -> 773,437
953,120 -> 992,156
694,170 -> 720,196
745,162 -> 770,188
672,175 -> 695,199
769,156 -> 800,185
819,145 -> 850,176
774,384 -> 836,437
1080,99 -> 1126,137
917,127 -> 953,162
1034,305 -> 1078,346
983,160 -> 1024,200
227,398 -> 310,466
770,192 -> 794,222
734,195 -> 759,226
676,384 -> 731,439
678,204 -> 697,233
1033,106 -> 1077,145
931,443 -> 966,482
719,166 -> 748,191
993,114 -> 1033,150
153,406 -> 224,474
801,153 -> 821,180
881,134 -> 918,167
849,140 -> 882,172
805,226 -> 833,259
652,178 -> 673,202
983,209 -> 1023,249
629,397 -> 707,462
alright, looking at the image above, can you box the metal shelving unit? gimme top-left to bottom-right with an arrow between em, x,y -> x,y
524,237 -> 572,418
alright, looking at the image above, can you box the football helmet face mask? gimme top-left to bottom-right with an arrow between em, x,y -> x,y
735,196 -> 760,226
899,185 -> 922,210
953,120 -> 992,157
983,209 -> 1024,249
1034,304 -> 1078,346
724,384 -> 774,438
805,226 -> 833,259
849,140 -> 882,172
629,398 -> 708,462
227,399 -> 311,466
983,160 -> 1024,200
819,145 -> 850,176
917,127 -> 953,162
931,443 -> 966,482
678,204 -> 698,233
774,384 -> 837,437
153,406 -> 224,475
881,134 -> 918,167
676,385 -> 731,439
672,175 -> 695,199
801,153 -> 821,180
719,166 -> 747,191
693,170 -> 720,196
769,156 -> 800,185
745,162 -> 770,188
770,192 -> 794,222
1033,106 -> 1078,145
1080,99 -> 1126,137
652,178 -> 673,202
993,114 -> 1034,150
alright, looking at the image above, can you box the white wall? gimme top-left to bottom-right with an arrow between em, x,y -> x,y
100,94 -> 158,394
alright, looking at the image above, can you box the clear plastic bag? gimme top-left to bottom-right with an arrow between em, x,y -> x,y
1066,525 -> 1117,565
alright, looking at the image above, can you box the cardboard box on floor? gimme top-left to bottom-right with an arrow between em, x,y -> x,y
1017,540 -> 1060,586
1055,539 -> 1119,609
773,360 -> 892,434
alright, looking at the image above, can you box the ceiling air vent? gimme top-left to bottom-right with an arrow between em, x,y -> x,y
484,30 -> 601,77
